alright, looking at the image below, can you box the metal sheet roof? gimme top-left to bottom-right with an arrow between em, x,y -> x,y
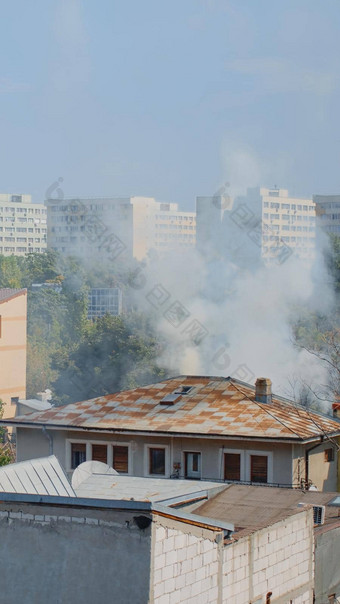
0,288 -> 26,304
195,484 -> 340,539
74,473 -> 223,503
4,376 -> 340,441
0,456 -> 75,497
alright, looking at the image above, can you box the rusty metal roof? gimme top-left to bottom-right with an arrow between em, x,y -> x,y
4,376 -> 340,441
0,288 -> 26,304
195,484 -> 340,540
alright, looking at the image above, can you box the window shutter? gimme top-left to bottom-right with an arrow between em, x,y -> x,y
250,455 -> 268,483
113,446 -> 129,473
224,453 -> 241,481
92,444 -> 107,464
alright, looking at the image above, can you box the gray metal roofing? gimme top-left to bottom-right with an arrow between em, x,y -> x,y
0,288 -> 26,304
18,399 -> 52,412
74,473 -> 224,503
0,455 -> 75,497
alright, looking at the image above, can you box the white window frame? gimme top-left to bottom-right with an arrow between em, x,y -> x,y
246,450 -> 273,484
182,450 -> 202,479
220,448 -> 246,481
66,438 -> 132,474
144,444 -> 170,478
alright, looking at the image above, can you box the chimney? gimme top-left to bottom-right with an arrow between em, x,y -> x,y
332,400 -> 340,419
255,378 -> 272,404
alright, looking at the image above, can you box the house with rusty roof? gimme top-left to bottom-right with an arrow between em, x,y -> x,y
2,375 -> 340,492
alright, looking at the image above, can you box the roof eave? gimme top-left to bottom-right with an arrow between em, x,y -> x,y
2,419 -> 337,444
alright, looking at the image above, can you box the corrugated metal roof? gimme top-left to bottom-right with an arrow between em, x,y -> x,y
195,484 -> 340,539
0,288 -> 26,304
0,456 -> 75,497
3,376 -> 340,441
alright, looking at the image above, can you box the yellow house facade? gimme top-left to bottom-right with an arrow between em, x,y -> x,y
0,289 -> 27,419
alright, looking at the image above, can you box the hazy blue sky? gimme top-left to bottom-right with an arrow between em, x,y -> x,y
1,0 -> 340,208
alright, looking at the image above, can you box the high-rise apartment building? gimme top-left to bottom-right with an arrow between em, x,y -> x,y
313,195 -> 340,237
0,194 -> 47,256
196,188 -> 316,265
46,196 -> 195,261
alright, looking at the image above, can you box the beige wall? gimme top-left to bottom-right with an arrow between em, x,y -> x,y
0,292 -> 27,418
151,507 -> 314,603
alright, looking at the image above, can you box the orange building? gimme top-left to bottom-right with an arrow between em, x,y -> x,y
0,289 -> 27,419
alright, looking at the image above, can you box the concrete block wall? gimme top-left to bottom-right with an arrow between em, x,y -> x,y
151,514 -> 220,604
222,509 -> 314,604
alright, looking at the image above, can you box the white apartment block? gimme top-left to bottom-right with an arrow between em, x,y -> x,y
245,187 -> 316,262
313,194 -> 340,237
0,194 -> 47,256
46,196 -> 196,261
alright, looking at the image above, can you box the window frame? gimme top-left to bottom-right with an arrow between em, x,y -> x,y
222,448 -> 245,482
144,444 -> 170,478
246,450 -> 273,484
66,438 -> 132,474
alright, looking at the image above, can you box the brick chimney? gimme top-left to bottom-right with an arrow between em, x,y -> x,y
255,378 -> 272,404
332,398 -> 340,419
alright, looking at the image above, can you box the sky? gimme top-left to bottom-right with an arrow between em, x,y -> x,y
1,0 -> 340,209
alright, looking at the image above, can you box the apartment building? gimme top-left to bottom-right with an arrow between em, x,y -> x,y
245,187 -> 316,262
0,194 -> 47,256
313,194 -> 340,237
46,196 -> 196,261
0,288 -> 27,419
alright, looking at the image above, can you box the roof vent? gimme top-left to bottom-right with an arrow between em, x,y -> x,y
160,386 -> 193,405
255,378 -> 272,404
174,386 -> 192,395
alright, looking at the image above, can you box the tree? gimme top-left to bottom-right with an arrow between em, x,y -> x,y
51,314 -> 167,404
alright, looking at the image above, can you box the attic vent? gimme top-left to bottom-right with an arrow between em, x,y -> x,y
174,386 -> 192,395
298,503 -> 325,525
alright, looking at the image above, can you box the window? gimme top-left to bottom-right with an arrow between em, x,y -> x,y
113,445 -> 128,473
224,453 -> 241,481
250,455 -> 268,483
71,443 -> 86,469
149,447 -> 166,475
92,444 -> 107,464
325,448 -> 335,462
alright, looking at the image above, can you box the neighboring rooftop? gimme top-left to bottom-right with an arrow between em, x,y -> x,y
195,483 -> 340,540
17,398 -> 53,412
73,469 -> 224,504
0,455 -> 75,497
3,376 -> 340,442
0,288 -> 27,304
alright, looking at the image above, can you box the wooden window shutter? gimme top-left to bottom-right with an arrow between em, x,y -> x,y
250,455 -> 268,483
224,453 -> 241,481
92,444 -> 107,464
113,446 -> 129,473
